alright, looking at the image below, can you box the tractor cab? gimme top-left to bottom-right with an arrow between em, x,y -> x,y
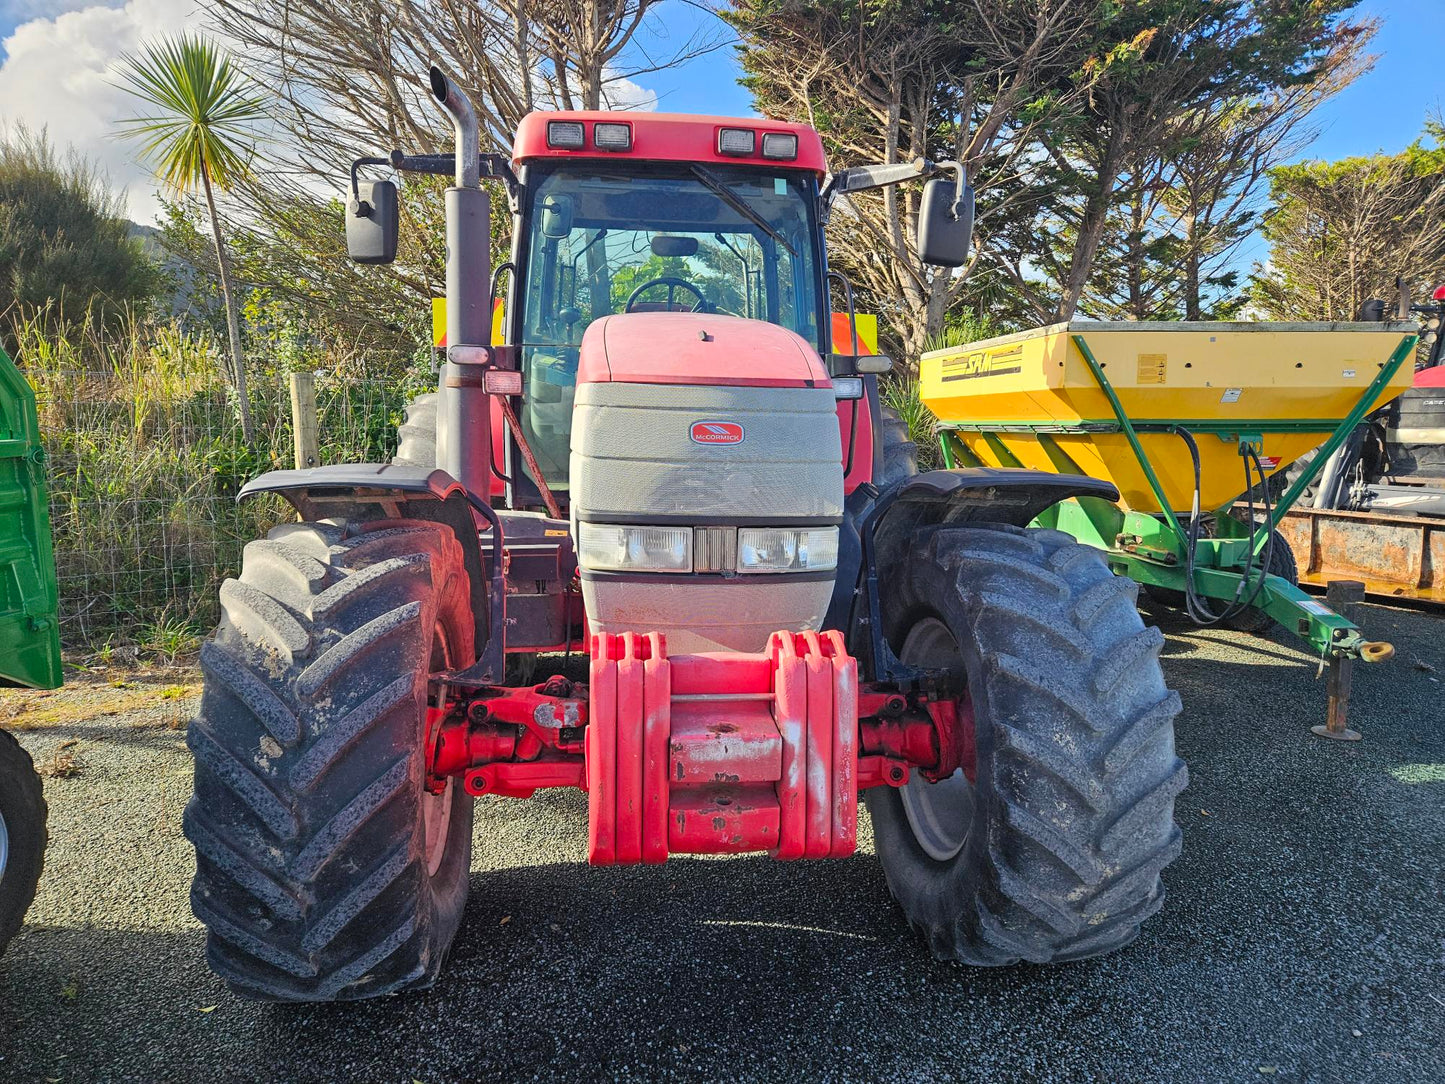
504,113 -> 832,494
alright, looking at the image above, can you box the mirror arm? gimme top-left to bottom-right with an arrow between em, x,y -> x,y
387,149 -> 519,208
821,157 -> 936,221
348,155 -> 392,210
934,159 -> 969,219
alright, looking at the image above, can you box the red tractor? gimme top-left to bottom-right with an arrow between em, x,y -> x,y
185,68 -> 1185,1001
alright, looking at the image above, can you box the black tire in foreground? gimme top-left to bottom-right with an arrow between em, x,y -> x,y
393,392 -> 438,468
186,520 -> 475,1001
0,728 -> 46,955
867,523 -> 1187,965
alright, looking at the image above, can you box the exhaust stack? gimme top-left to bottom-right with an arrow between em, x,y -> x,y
427,64 -> 492,506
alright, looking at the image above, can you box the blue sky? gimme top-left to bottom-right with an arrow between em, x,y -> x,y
0,0 -> 1438,225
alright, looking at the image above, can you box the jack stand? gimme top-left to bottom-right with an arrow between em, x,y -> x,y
1313,579 -> 1366,742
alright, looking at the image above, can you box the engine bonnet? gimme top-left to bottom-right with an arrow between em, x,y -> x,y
569,313 -> 843,652
577,312 -> 832,388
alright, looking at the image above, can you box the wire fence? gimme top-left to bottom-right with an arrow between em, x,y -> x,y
34,359 -> 421,651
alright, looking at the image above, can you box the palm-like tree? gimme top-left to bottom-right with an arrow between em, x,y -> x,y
116,34 -> 263,442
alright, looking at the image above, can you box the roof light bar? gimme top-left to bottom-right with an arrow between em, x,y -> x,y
546,121 -> 585,150
717,127 -> 756,156
593,122 -> 632,151
1433,284 -> 1445,302
761,132 -> 798,161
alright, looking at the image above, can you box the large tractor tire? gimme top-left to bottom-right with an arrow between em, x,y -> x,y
0,729 -> 46,955
877,403 -> 918,487
393,392 -> 438,467
867,523 -> 1187,965
185,519 -> 476,1001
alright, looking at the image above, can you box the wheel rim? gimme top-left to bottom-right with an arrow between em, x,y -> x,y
423,622 -> 455,878
896,617 -> 975,862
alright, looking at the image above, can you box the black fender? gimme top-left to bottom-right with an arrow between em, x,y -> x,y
850,467 -> 1121,681
238,464 -> 504,683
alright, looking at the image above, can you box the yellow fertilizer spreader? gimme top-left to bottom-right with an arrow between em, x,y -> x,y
921,321 -> 1417,738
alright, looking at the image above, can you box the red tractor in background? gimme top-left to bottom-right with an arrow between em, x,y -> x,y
185,67 -> 1186,1001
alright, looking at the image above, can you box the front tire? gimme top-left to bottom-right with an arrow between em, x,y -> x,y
186,519 -> 475,1001
867,523 -> 1187,965
0,729 -> 46,955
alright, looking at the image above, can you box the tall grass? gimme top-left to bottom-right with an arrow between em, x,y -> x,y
882,313 -> 1002,472
15,309 -> 419,647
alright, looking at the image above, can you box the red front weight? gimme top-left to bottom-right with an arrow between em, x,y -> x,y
586,630 -> 859,865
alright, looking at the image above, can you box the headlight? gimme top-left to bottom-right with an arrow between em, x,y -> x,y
578,523 -> 693,572
736,527 -> 839,573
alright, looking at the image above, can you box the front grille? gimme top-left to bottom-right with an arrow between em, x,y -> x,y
693,526 -> 739,572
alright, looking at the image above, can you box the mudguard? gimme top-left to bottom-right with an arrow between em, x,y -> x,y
868,468 -> 1120,575
237,464 -> 504,681
854,467 -> 1121,681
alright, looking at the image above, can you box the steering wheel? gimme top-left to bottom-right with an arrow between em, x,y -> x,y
624,276 -> 710,313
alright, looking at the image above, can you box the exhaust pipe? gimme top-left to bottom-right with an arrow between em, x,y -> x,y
429,65 -> 479,190
426,64 -> 492,509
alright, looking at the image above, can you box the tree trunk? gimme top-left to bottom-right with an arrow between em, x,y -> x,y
1055,122 -> 1128,322
201,165 -> 255,445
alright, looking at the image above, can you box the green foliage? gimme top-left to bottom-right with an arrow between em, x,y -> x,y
0,127 -> 163,343
115,35 -> 265,195
1253,121 -> 1445,322
17,309 -> 420,645
880,378 -> 940,471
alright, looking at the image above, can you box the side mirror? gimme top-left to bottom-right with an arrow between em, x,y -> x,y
346,180 -> 399,265
541,194 -> 573,239
1357,298 -> 1387,322
917,175 -> 974,268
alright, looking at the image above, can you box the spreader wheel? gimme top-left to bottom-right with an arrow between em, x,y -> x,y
186,519 -> 475,1001
0,728 -> 46,955
867,523 -> 1187,965
1219,527 -> 1298,634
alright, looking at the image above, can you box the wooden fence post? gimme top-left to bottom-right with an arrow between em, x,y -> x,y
289,371 -> 319,469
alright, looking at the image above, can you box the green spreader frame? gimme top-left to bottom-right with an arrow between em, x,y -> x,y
937,333 -> 1417,662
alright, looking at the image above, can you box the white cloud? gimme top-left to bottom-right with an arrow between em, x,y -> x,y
600,72 -> 658,112
0,2 -> 664,224
0,0 -> 202,223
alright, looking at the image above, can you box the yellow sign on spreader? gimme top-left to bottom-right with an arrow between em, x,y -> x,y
940,343 -> 1023,382
1136,353 -> 1167,384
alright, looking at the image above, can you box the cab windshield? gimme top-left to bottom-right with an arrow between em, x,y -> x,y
515,163 -> 824,487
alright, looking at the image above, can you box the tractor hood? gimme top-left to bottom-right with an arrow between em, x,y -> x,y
577,313 -> 831,389
569,311 -> 843,654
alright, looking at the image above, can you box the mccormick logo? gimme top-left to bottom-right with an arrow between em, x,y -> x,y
690,421 -> 745,446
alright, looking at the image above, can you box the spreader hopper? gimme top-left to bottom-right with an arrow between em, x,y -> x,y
921,321 -> 1416,514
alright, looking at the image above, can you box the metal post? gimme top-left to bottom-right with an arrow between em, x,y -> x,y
1312,579 -> 1366,742
428,65 -> 493,504
289,371 -> 318,469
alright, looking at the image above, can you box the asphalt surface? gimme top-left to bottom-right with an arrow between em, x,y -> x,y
1,600 -> 1442,1084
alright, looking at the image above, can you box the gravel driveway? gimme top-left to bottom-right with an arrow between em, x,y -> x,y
1,600 -> 1442,1084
